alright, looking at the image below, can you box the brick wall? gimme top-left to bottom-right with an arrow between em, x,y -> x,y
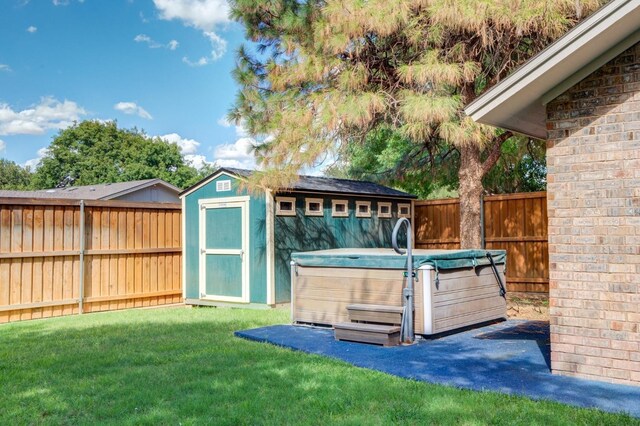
546,42 -> 640,385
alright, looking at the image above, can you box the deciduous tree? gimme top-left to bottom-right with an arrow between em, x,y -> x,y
31,120 -> 212,190
0,159 -> 32,190
329,129 -> 546,198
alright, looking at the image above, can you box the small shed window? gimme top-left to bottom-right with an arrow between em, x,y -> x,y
377,202 -> 392,218
332,200 -> 349,217
398,203 -> 411,218
355,201 -> 371,218
305,198 -> 324,216
216,180 -> 231,192
276,197 -> 297,216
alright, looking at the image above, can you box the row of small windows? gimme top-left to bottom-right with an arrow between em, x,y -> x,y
276,197 -> 411,218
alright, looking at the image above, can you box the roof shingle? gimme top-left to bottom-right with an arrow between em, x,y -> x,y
0,179 -> 180,200
183,167 -> 416,199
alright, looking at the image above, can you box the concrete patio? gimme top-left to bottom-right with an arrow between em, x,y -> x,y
236,320 -> 640,418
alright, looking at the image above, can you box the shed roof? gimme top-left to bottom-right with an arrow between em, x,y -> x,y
180,167 -> 416,199
0,179 -> 180,201
464,0 -> 640,139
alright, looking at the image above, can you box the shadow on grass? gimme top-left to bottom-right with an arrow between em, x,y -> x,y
238,322 -> 640,419
0,309 -> 634,425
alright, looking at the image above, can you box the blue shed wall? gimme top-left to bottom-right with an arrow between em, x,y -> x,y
274,194 -> 409,303
184,174 -> 268,304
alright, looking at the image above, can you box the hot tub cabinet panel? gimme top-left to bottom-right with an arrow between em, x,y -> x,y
426,266 -> 507,334
291,248 -> 507,336
292,266 -> 426,333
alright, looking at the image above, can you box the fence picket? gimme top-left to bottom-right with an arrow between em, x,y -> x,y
415,192 -> 549,294
0,199 -> 182,322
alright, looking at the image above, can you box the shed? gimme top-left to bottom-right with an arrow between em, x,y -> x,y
466,0 -> 640,385
179,167 -> 416,307
0,179 -> 180,203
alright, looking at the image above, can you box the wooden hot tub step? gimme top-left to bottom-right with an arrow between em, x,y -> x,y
347,304 -> 404,325
334,322 -> 401,346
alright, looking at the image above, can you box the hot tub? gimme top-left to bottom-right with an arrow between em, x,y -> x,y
290,248 -> 507,336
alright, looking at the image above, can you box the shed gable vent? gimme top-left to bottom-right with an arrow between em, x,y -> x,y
216,180 -> 231,192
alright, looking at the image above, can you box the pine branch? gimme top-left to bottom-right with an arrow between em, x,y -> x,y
482,131 -> 513,175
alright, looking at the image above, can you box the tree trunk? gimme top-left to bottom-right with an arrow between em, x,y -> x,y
458,144 -> 484,249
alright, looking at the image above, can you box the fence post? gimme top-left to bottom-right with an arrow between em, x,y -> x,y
78,200 -> 85,314
480,194 -> 486,249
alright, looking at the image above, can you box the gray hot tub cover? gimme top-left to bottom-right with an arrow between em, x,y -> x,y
291,248 -> 506,271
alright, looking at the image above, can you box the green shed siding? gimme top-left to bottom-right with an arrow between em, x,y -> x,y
273,194 -> 407,303
184,174 -> 268,304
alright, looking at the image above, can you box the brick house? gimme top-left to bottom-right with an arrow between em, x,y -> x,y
466,0 -> 640,385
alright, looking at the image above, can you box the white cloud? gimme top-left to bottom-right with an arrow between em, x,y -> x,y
213,116 -> 261,169
134,34 -> 179,50
182,56 -> 208,67
153,0 -> 230,31
24,147 -> 49,169
52,0 -> 84,5
217,116 -> 232,127
213,137 -> 257,169
153,0 -> 229,65
182,31 -> 226,66
0,97 -> 87,136
159,133 -> 200,154
134,34 -> 152,43
0,64 -> 10,72
235,122 -> 249,138
184,154 -> 212,169
113,102 -> 153,120
2,120 -> 43,134
157,133 -> 213,169
0,139 -> 5,152
217,116 -> 249,138
27,26 -> 37,33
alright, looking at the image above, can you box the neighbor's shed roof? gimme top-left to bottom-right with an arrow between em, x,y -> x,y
465,0 -> 640,139
180,167 -> 417,199
0,179 -> 180,200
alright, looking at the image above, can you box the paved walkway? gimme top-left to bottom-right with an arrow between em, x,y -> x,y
235,320 -> 640,418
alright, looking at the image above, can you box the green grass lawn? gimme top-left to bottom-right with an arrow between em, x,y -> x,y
0,307 -> 637,425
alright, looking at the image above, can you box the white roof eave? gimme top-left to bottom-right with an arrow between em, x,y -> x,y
179,170 -> 244,198
465,0 -> 640,140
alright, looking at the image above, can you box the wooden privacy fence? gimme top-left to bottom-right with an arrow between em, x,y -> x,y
415,192 -> 549,294
0,198 -> 182,323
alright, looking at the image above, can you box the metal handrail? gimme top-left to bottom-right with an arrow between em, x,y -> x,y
392,217 -> 414,344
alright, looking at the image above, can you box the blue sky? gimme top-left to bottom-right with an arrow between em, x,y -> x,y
0,0 -> 257,170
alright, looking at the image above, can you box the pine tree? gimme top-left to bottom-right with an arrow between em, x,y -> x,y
229,0 -> 603,247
